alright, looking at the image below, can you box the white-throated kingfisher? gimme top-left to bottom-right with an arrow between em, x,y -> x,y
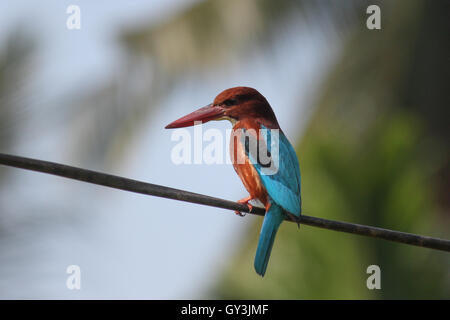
165,87 -> 301,276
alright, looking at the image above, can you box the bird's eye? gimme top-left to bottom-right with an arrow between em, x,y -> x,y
223,99 -> 237,107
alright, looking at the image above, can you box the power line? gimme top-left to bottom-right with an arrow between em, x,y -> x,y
0,153 -> 449,252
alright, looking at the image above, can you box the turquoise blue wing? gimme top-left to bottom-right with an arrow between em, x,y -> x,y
241,126 -> 301,216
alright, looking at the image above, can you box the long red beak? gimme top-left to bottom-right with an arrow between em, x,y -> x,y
165,104 -> 225,129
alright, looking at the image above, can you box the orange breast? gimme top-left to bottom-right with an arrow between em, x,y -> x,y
229,121 -> 268,206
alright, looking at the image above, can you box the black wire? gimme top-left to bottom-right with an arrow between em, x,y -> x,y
0,153 -> 449,252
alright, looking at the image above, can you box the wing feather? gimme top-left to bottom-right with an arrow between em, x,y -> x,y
242,126 -> 301,216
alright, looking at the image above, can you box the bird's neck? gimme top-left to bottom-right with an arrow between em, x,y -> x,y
233,117 -> 280,131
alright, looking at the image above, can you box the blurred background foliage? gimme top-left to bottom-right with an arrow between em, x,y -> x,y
0,0 -> 448,298
215,0 -> 449,299
0,32 -> 34,175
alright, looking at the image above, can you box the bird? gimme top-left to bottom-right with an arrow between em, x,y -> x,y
165,87 -> 301,276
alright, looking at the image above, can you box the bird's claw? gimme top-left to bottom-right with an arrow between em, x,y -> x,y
234,210 -> 247,217
235,198 -> 254,217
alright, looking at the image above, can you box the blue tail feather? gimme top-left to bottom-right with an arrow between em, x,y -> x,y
254,204 -> 285,277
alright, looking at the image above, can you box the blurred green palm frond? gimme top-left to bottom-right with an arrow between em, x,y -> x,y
121,0 -> 307,74
121,0 -> 373,74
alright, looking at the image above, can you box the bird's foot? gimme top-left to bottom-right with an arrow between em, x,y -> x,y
235,196 -> 254,217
